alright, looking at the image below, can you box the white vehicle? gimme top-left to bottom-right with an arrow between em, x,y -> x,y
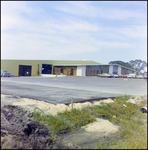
1,70 -> 11,77
128,73 -> 136,78
113,74 -> 120,78
136,75 -> 143,79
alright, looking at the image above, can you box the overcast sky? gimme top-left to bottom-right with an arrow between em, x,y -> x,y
1,1 -> 147,65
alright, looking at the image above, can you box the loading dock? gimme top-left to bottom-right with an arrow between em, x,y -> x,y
18,65 -> 32,76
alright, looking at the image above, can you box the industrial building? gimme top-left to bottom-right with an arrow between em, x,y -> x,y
1,60 -> 136,77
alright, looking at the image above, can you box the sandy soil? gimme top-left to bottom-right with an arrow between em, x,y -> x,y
1,94 -> 115,116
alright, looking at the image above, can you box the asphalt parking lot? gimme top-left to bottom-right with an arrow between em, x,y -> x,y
1,76 -> 147,104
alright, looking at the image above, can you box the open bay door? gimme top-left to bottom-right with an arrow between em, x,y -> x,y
19,65 -> 32,76
42,64 -> 52,74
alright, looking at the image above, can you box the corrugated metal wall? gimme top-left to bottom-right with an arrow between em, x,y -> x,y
1,60 -> 41,76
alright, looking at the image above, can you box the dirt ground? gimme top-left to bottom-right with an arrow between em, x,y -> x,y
1,104 -> 80,149
1,94 -> 147,149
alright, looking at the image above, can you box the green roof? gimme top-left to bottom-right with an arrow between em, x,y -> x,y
51,60 -> 102,66
1,59 -> 102,66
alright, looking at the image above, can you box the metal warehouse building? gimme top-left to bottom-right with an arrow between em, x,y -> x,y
1,60 -> 136,77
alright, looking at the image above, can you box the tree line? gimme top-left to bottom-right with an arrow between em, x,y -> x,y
109,59 -> 147,74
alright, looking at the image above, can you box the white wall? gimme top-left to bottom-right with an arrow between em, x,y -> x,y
118,66 -> 121,74
109,65 -> 113,74
77,66 -> 86,76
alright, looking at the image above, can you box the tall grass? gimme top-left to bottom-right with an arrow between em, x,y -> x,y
95,95 -> 147,149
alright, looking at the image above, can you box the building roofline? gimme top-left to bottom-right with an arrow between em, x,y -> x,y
105,64 -> 137,72
1,59 -> 137,71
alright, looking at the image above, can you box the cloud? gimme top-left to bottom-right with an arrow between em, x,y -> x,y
1,1 -> 147,62
100,9 -> 143,20
50,21 -> 99,32
1,1 -> 32,15
1,1 -> 32,30
97,41 -> 133,49
2,29 -> 134,60
1,1 -> 100,34
55,1 -> 144,20
118,26 -> 147,39
55,1 -> 100,18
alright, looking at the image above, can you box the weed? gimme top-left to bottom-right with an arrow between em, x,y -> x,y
131,96 -> 135,99
140,96 -> 144,99
95,140 -> 107,149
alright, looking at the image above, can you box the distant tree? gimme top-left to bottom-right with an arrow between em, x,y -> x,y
109,60 -> 125,66
129,59 -> 147,74
109,60 -> 133,69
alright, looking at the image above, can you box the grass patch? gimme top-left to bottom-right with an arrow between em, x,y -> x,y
82,94 -> 139,125
109,118 -> 147,149
33,108 -> 96,135
33,111 -> 72,135
94,95 -> 147,149
57,108 -> 96,128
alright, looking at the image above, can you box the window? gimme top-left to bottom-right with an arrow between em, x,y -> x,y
128,70 -> 132,74
90,66 -> 99,75
101,65 -> 103,74
86,66 -> 90,76
113,65 -> 118,74
90,66 -> 99,70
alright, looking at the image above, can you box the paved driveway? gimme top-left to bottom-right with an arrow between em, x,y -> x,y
1,76 -> 147,104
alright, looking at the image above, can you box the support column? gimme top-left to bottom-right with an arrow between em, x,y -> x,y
118,66 -> 121,74
109,65 -> 113,74
52,65 -> 53,74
